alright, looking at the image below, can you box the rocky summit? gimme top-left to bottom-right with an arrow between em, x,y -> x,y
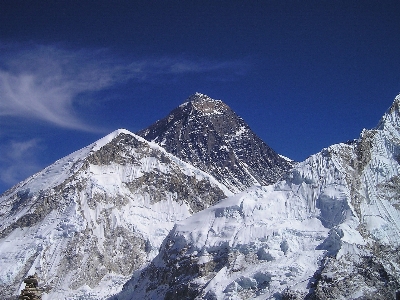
137,93 -> 293,193
115,95 -> 400,300
1,93 -> 400,300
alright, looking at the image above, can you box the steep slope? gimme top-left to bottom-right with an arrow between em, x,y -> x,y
116,95 -> 400,299
137,93 -> 293,193
0,129 -> 231,300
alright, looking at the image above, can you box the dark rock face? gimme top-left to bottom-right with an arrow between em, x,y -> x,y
137,93 -> 293,192
114,229 -> 232,300
115,95 -> 400,300
308,251 -> 400,300
19,274 -> 42,300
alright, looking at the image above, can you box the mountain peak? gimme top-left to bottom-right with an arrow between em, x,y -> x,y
92,128 -> 135,151
376,93 -> 400,132
0,126 -> 230,299
187,92 -> 214,102
180,92 -> 219,105
384,93 -> 400,116
137,94 -> 293,192
119,94 -> 400,300
179,93 -> 229,116
388,93 -> 400,115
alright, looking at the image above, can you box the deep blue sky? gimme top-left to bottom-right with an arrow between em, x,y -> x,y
1,1 -> 400,193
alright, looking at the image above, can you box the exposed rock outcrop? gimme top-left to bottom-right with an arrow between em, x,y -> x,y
138,93 -> 293,193
19,274 -> 41,300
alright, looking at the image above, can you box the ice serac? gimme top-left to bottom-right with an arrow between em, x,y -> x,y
117,95 -> 400,300
0,129 -> 230,300
137,93 -> 293,193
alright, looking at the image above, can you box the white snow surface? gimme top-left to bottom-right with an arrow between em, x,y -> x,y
118,147 -> 358,299
2,95 -> 400,300
117,95 -> 400,299
0,129 -> 231,299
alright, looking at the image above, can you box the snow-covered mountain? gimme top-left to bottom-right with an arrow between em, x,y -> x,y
2,93 -> 400,300
0,129 -> 231,299
115,95 -> 400,299
137,93 -> 293,193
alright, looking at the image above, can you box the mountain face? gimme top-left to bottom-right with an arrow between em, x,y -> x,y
2,93 -> 400,300
115,95 -> 400,299
137,93 -> 293,193
0,129 -> 231,299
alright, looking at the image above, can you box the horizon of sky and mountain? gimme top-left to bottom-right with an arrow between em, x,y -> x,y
1,1 -> 400,193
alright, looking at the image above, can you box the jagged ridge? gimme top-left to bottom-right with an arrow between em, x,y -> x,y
137,93 -> 293,193
116,95 -> 400,300
0,129 -> 231,299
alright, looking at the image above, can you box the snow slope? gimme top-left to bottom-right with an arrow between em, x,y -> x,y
0,129 -> 231,299
116,95 -> 400,299
3,94 -> 400,300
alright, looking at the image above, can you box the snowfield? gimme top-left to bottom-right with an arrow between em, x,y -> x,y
0,129 -> 230,299
115,95 -> 400,299
2,94 -> 400,299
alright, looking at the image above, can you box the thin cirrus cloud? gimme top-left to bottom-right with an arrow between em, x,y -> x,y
0,44 -> 249,131
0,45 -> 118,132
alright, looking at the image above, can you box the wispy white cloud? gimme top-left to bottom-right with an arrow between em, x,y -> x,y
0,43 -> 249,131
0,139 -> 43,188
0,44 -> 250,192
0,45 -> 121,131
126,57 -> 249,80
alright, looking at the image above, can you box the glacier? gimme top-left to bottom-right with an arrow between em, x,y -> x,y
1,94 -> 400,299
0,129 -> 231,299
115,95 -> 400,299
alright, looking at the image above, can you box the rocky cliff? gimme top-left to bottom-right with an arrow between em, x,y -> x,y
116,95 -> 400,299
137,93 -> 293,193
